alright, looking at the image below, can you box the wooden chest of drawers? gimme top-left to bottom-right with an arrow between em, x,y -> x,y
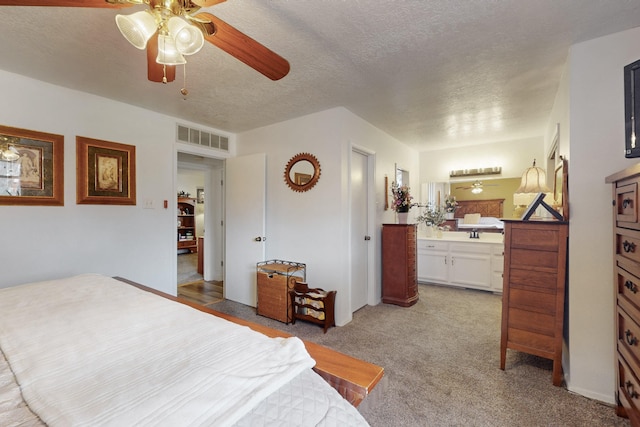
381,224 -> 418,307
606,164 -> 640,424
499,220 -> 569,386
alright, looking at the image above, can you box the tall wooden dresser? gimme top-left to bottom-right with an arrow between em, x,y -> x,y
606,164 -> 640,424
381,224 -> 418,307
500,219 -> 569,386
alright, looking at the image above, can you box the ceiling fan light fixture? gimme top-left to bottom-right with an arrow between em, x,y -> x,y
116,10 -> 157,50
156,33 -> 186,65
471,187 -> 483,194
168,16 -> 204,56
0,144 -> 19,162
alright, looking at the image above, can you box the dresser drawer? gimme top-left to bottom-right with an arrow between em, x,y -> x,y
617,233 -> 640,264
618,262 -> 640,314
616,182 -> 638,224
508,225 -> 562,252
619,307 -> 640,367
510,248 -> 559,270
507,267 -> 557,293
619,354 -> 640,419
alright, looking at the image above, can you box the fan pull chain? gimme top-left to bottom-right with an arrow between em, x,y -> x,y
181,64 -> 189,99
162,64 -> 168,84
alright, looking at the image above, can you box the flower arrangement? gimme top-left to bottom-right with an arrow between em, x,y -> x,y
416,204 -> 447,227
444,194 -> 458,213
391,181 -> 414,212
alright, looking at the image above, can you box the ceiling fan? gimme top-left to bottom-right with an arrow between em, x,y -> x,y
456,180 -> 497,194
0,0 -> 290,85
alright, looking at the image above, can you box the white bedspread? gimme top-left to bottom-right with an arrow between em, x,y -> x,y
0,274 -> 315,427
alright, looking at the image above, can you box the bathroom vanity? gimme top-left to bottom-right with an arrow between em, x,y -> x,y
417,231 -> 504,293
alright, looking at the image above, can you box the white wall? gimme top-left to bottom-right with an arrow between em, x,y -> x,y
0,70 -> 230,295
237,107 -> 418,325
563,26 -> 640,403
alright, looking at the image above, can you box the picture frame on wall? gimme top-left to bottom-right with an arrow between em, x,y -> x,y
197,187 -> 204,204
0,124 -> 64,206
76,136 -> 136,205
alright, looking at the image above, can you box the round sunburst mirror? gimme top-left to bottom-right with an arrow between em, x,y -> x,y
284,153 -> 321,192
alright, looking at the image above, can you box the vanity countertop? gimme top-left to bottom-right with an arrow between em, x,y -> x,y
418,231 -> 504,244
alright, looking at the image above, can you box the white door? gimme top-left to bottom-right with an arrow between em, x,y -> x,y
351,150 -> 369,311
224,153 -> 266,306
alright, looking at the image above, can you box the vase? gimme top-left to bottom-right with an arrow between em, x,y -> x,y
397,212 -> 409,224
436,228 -> 443,238
445,212 -> 454,219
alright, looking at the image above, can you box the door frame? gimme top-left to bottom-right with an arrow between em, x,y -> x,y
174,143 -> 227,293
350,144 -> 376,307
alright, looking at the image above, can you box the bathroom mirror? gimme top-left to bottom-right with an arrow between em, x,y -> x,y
284,153 -> 321,192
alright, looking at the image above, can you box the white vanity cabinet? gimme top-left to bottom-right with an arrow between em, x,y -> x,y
417,234 -> 504,293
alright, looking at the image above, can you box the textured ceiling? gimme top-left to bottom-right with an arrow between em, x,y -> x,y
0,1 -> 639,151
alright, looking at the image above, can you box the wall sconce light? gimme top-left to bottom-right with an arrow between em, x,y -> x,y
450,166 -> 502,178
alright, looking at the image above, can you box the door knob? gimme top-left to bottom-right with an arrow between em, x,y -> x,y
254,237 -> 262,242
364,236 -> 371,241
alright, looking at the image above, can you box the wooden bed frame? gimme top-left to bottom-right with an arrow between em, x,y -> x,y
454,198 -> 504,218
115,277 -> 384,408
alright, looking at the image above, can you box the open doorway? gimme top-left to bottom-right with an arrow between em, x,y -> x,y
176,152 -> 224,307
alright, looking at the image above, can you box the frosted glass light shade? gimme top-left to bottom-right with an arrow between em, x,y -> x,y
115,11 -> 157,50
156,34 -> 186,65
168,16 -> 204,55
471,187 -> 482,194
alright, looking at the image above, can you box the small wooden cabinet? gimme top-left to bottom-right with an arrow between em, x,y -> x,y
382,224 -> 418,306
500,219 -> 568,386
256,260 -> 306,323
606,164 -> 640,424
177,197 -> 197,253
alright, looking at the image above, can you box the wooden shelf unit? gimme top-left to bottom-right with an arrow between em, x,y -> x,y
290,282 -> 336,333
256,260 -> 306,323
177,197 -> 197,253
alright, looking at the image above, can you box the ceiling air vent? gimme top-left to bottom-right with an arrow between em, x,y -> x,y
177,124 -> 229,152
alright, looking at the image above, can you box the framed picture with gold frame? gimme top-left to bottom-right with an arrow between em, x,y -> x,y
0,124 -> 64,206
76,136 -> 136,205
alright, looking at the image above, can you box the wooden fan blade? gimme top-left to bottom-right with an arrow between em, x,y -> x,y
146,32 -> 176,83
191,0 -> 226,7
0,0 -> 132,7
195,12 -> 290,81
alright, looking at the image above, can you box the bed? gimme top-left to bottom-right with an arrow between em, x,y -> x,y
0,274 -> 371,426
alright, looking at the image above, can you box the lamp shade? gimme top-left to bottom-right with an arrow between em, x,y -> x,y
116,10 -> 157,50
168,16 -> 204,56
515,160 -> 552,194
156,34 -> 186,65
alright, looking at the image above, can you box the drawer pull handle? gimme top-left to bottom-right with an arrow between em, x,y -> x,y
625,280 -> 639,294
626,380 -> 640,399
623,241 -> 637,253
623,198 -> 633,209
626,329 -> 639,346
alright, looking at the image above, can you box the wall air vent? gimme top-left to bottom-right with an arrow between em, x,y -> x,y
177,124 -> 229,152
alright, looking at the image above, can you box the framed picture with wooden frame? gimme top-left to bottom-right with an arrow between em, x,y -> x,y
0,124 -> 64,206
76,136 -> 136,205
